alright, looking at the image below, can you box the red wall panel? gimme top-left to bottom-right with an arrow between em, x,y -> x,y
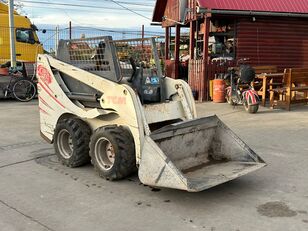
236,17 -> 308,69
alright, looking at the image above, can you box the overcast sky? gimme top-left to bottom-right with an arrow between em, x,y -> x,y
18,0 -> 156,28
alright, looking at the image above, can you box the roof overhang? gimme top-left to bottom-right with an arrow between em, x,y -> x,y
198,8 -> 308,18
197,0 -> 308,16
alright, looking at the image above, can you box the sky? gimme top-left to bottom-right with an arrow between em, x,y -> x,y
14,0 -> 157,28
1,0 -> 162,51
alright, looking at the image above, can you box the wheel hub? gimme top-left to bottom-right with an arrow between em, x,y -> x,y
95,137 -> 115,171
57,129 -> 73,159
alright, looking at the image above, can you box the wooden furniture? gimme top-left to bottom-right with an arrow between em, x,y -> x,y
253,66 -> 278,106
256,72 -> 284,106
270,68 -> 308,110
254,66 -> 278,75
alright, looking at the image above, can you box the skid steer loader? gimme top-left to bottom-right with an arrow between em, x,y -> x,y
37,36 -> 266,192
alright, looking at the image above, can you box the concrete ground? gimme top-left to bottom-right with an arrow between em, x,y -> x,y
0,100 -> 307,231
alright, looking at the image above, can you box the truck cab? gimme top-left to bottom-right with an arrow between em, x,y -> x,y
0,2 -> 43,65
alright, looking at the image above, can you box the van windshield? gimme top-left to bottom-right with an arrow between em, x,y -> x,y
16,28 -> 36,44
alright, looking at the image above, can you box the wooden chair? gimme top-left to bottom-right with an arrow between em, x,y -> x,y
254,66 -> 278,75
270,68 -> 308,110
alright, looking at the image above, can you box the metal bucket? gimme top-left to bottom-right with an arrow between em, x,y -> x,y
138,115 -> 266,192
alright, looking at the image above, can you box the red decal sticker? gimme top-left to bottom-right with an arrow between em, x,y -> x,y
39,106 -> 50,116
38,82 -> 65,109
106,96 -> 126,105
37,65 -> 52,85
39,96 -> 54,111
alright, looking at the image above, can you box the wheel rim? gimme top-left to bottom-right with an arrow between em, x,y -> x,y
243,101 -> 249,110
94,137 -> 115,171
13,80 -> 36,102
57,129 -> 73,159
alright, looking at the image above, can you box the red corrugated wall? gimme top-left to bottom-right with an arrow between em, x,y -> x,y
236,17 -> 308,69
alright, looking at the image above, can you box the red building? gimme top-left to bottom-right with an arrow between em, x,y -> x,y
153,0 -> 308,101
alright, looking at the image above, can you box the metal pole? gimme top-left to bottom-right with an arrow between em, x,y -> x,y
55,25 -> 59,56
141,24 -> 144,40
141,24 -> 144,51
8,0 -> 16,68
69,21 -> 72,40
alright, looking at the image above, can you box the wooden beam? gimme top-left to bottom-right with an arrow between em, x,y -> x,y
175,24 -> 181,79
201,16 -> 211,101
165,27 -> 170,60
189,21 -> 195,60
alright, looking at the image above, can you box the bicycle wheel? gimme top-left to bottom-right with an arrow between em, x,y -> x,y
12,78 -> 36,102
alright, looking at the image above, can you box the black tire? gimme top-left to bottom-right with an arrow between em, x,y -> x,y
244,103 -> 259,114
12,78 -> 36,102
54,118 -> 91,167
90,126 -> 136,181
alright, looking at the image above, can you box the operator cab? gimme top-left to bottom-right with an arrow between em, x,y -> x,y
124,57 -> 163,104
56,36 -> 165,106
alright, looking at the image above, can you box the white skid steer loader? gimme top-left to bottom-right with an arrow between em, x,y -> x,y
37,37 -> 266,192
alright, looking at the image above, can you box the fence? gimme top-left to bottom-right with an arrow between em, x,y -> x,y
55,36 -> 164,86
189,59 -> 236,101
0,26 -> 164,65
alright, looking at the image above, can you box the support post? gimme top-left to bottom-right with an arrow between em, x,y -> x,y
201,15 -> 210,101
165,27 -> 170,60
175,24 -> 181,79
8,0 -> 16,68
189,21 -> 195,60
188,21 -> 196,89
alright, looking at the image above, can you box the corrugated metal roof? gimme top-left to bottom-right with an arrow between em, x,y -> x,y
153,0 -> 308,23
197,0 -> 308,14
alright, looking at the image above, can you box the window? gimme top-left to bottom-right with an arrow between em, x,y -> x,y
208,19 -> 236,60
16,29 -> 35,44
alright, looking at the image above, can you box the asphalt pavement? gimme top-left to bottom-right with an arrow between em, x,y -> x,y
0,99 -> 307,231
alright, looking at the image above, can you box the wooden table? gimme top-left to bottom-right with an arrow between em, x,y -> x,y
256,73 -> 284,106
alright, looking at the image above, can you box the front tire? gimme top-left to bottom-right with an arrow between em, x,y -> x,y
226,94 -> 236,105
90,126 -> 136,181
244,103 -> 259,114
54,118 -> 91,167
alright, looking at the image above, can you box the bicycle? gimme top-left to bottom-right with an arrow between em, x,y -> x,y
0,63 -> 37,102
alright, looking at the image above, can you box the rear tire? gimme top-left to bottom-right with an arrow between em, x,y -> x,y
90,126 -> 136,181
12,78 -> 36,102
54,118 -> 91,167
244,103 -> 259,114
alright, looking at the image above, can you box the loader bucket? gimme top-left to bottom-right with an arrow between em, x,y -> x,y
138,116 -> 266,192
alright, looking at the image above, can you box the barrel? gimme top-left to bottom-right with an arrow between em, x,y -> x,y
212,79 -> 226,103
